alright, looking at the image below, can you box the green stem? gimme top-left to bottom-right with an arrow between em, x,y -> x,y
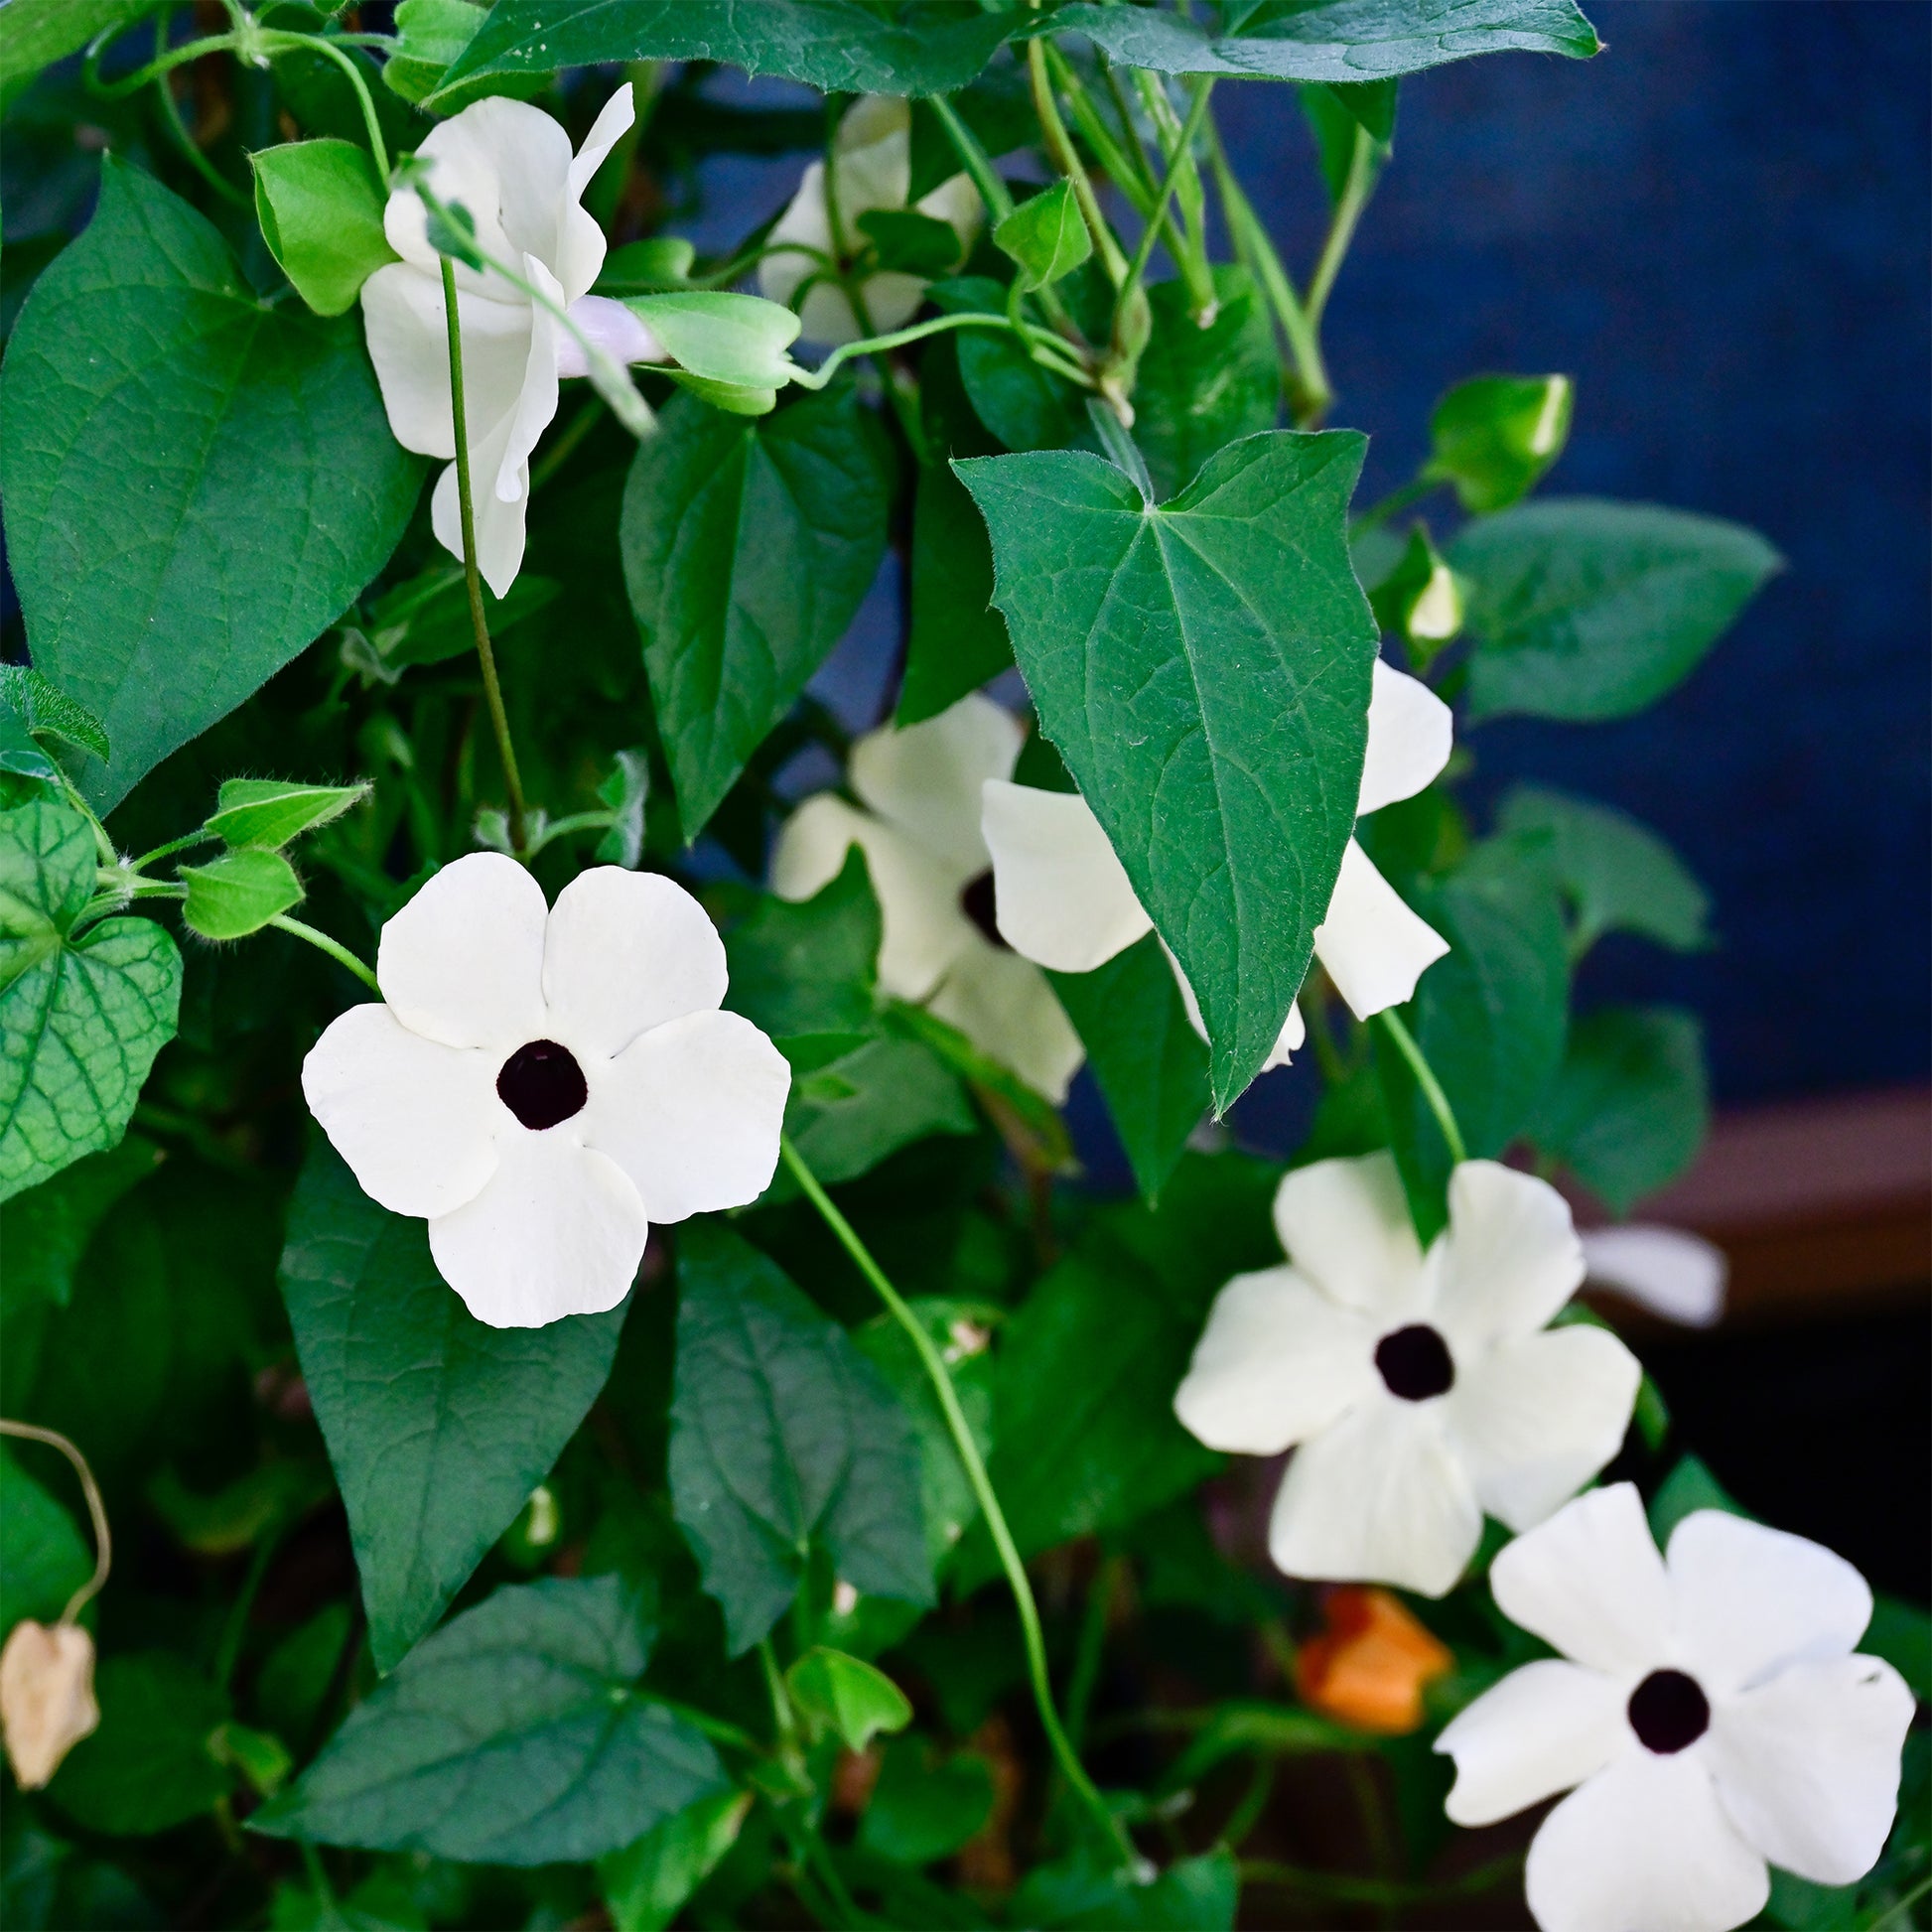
1304,120 -> 1378,334
150,15 -> 249,206
1065,1554 -> 1122,1751
1130,69 -> 1217,316
1219,1757 -> 1274,1851
1375,1008 -> 1466,1166
757,1636 -> 798,1751
788,310 -> 1089,393
258,32 -> 391,187
1113,76 -> 1214,345
779,1139 -> 1135,1867
440,254 -> 529,854
212,1530 -> 280,1693
1028,38 -> 1128,286
85,29 -> 238,98
1351,475 -> 1440,534
928,92 -> 1013,222
268,915 -> 381,996
129,828 -> 214,873
1865,1874 -> 1932,1931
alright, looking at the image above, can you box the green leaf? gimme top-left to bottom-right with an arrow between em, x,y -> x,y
859,208 -> 964,279
1531,1006 -> 1709,1215
277,1144 -> 628,1672
0,706 -> 57,783
1426,372 -> 1573,512
206,777 -> 371,850
598,237 -> 699,295
897,459 -> 1014,724
0,1133 -> 158,1312
594,749 -> 651,868
253,1576 -> 726,1863
0,0 -> 153,92
1367,522 -> 1464,665
0,801 -> 182,1203
49,1654 -> 230,1837
994,182 -> 1092,292
1044,0 -> 1599,80
1048,933 -> 1207,1205
667,1222 -> 932,1654
1647,1452 -> 1747,1545
784,1034 -> 974,1187
1013,1847 -> 1238,1930
0,1449 -> 92,1634
1133,266 -> 1281,501
933,278 -> 1086,455
598,1789 -> 753,1932
1497,783 -> 1712,955
786,1646 -> 913,1750
623,291 -> 802,415
251,140 -> 398,318
180,847 -> 304,940
724,848 -> 880,1040
857,1739 -> 995,1865
1300,77 -> 1395,207
1453,498 -> 1783,723
0,160 -> 422,807
381,0 -> 485,103
957,432 -> 1378,1109
431,0 -> 1019,105
621,389 -> 893,837
0,667 -> 110,764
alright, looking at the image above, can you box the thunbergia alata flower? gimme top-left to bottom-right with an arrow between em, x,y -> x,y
1174,1152 -> 1641,1595
1437,1483 -> 1914,1932
769,696 -> 1083,1103
302,855 -> 789,1327
1582,1222 -> 1728,1327
982,659 -> 1452,1072
361,84 -> 665,598
759,94 -> 981,345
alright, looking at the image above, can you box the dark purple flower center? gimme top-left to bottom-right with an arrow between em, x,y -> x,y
497,1038 -> 587,1131
1374,1323 -> 1455,1401
959,870 -> 1007,949
1627,1669 -> 1710,1753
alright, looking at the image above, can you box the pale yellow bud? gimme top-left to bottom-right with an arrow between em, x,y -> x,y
1,1620 -> 99,1789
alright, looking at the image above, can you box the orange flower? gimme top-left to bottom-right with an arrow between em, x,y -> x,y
1296,1587 -> 1451,1735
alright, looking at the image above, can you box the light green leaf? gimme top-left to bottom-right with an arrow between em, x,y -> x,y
598,1789 -> 753,1932
621,389 -> 893,837
0,1133 -> 158,1312
0,667 -> 110,763
277,1144 -> 627,1672
0,801 -> 182,1204
624,291 -> 802,415
0,160 -> 422,807
668,1223 -> 932,1654
0,0 -> 154,92
897,459 -> 1014,725
0,706 -> 57,783
957,432 -> 1378,1109
994,182 -> 1092,293
381,0 -> 485,103
207,777 -> 371,851
251,140 -> 398,318
856,1739 -> 995,1865
598,237 -> 699,295
1453,498 -> 1783,723
180,847 -> 304,941
49,1654 -> 230,1837
1426,372 -> 1573,512
252,1577 -> 726,1863
783,1034 -> 974,1186
1647,1453 -> 1746,1545
786,1646 -> 913,1750
0,1449 -> 92,1634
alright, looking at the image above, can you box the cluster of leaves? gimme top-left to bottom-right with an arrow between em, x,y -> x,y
1,3 -> 1925,1931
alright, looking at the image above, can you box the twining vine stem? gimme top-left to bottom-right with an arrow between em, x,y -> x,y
268,915 -> 382,995
1375,1008 -> 1468,1166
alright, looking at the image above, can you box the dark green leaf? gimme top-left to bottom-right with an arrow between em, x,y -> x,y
1647,1453 -> 1747,1545
0,0 -> 153,91
1325,76 -> 1399,139
251,140 -> 398,318
993,182 -> 1092,292
786,1646 -> 913,1750
1426,372 -> 1573,512
1013,1847 -> 1238,1930
598,1789 -> 753,1932
859,208 -> 964,279
783,1034 -> 974,1186
278,1145 -> 627,1671
1300,78 -> 1394,207
857,1740 -> 995,1865
360,562 -> 558,677
207,777 -> 371,850
0,707 -> 57,783
933,278 -> 1086,455
0,161 -> 423,807
0,1134 -> 158,1312
957,432 -> 1378,1108
897,459 -> 1014,724
0,1449 -> 91,1633
723,849 -> 879,1040
180,847 -> 304,940
49,1655 -> 229,1837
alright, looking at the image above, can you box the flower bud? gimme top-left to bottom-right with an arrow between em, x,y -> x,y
1295,1586 -> 1450,1734
1,1620 -> 99,1788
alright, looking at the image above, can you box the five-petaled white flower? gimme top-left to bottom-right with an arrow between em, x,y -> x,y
1174,1152 -> 1641,1595
302,854 -> 789,1329
759,94 -> 980,345
361,84 -> 666,598
1437,1483 -> 1914,1932
982,660 -> 1453,1073
769,696 -> 1083,1103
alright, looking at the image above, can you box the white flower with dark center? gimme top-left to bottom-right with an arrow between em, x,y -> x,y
302,854 -> 789,1328
759,94 -> 980,345
982,660 -> 1453,1072
769,696 -> 1082,1103
361,84 -> 667,598
1437,1483 -> 1914,1932
1174,1152 -> 1641,1595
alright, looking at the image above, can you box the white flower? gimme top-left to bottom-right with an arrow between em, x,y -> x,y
768,696 -> 1082,1104
361,85 -> 667,598
982,660 -> 1453,1073
1582,1223 -> 1727,1328
1437,1484 -> 1915,1932
302,854 -> 789,1328
1174,1153 -> 1641,1595
759,94 -> 981,345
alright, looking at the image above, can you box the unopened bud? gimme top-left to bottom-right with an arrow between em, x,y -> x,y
1,1621 -> 99,1789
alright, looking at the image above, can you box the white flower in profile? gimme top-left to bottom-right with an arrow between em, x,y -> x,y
769,696 -> 1082,1104
1582,1223 -> 1727,1328
759,94 -> 981,345
361,83 -> 667,598
1437,1484 -> 1915,1932
982,660 -> 1452,1073
302,855 -> 789,1328
1174,1153 -> 1641,1595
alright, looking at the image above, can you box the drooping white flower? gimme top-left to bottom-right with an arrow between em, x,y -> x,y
361,85 -> 666,598
768,696 -> 1082,1103
1437,1483 -> 1914,1932
1582,1223 -> 1727,1327
982,660 -> 1452,1073
759,94 -> 981,345
302,854 -> 789,1328
1174,1153 -> 1641,1595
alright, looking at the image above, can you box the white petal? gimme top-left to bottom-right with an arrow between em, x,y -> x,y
925,941 -> 1083,1104
555,86 -> 633,302
1311,840 -> 1449,1020
1268,1398 -> 1481,1596
1666,1511 -> 1874,1695
578,1009 -> 789,1223
834,95 -> 912,218
377,852 -> 548,1051
559,294 -> 666,376
1526,1750 -> 1768,1932
759,158 -> 843,332
1490,1483 -> 1671,1675
301,1004 -> 500,1218
1433,1160 -> 1586,1352
359,264 -> 457,460
770,794 -> 972,1002
1270,1151 -> 1429,1320
1582,1225 -> 1727,1328
1173,1265 -> 1376,1455
542,868 -> 727,1062
1437,1659 -> 1629,1826
850,270 -> 929,336
1170,949 -> 1304,1069
1706,1655 -> 1915,1885
981,780 -> 1152,973
851,697 -> 1022,871
446,96 -> 574,276
1446,1326 -> 1641,1532
914,170 -> 983,259
428,1130 -> 645,1326
570,83 -> 635,201
1358,660 -> 1452,817
495,254 -> 564,500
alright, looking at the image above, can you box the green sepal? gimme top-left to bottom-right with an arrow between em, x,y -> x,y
1368,521 -> 1465,666
785,1646 -> 913,1751
993,181 -> 1092,292
206,777 -> 371,850
251,140 -> 399,317
623,292 -> 802,401
1425,372 -> 1574,512
180,848 -> 305,941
